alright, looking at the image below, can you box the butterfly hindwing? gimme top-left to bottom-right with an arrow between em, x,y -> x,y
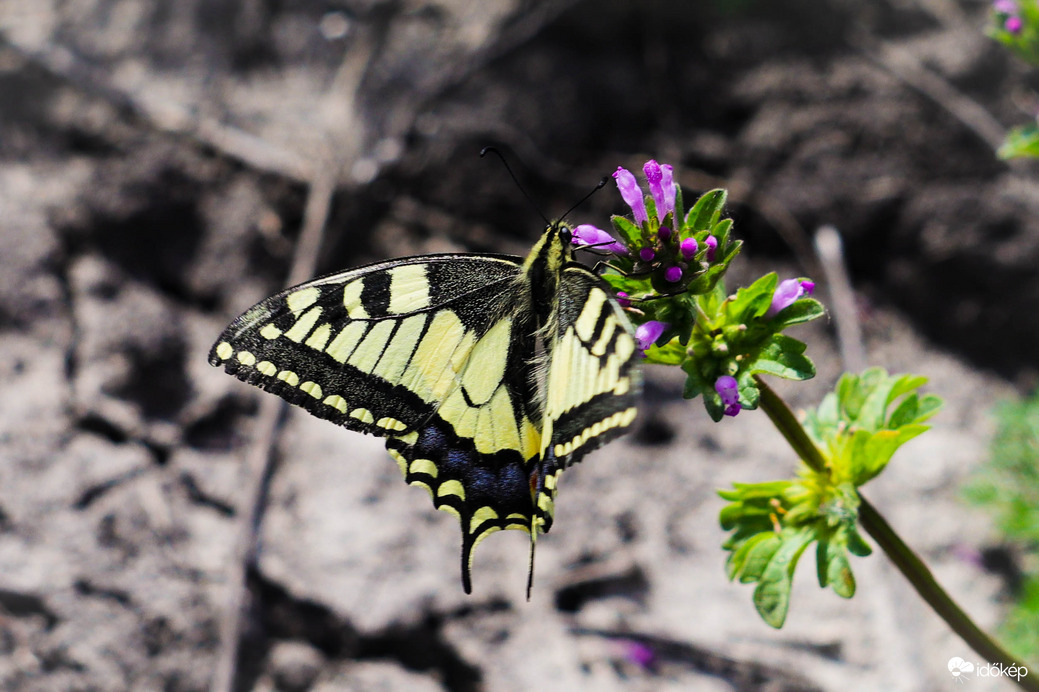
530,264 -> 640,533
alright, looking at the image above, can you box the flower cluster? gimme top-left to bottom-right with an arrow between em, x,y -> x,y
572,160 -> 821,420
570,160 -> 718,293
995,0 -> 1024,33
989,0 -> 1039,67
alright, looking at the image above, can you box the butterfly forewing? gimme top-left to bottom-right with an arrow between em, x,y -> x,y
210,254 -> 523,435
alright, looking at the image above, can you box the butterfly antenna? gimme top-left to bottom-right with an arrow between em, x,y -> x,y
558,176 -> 608,224
481,146 -> 550,226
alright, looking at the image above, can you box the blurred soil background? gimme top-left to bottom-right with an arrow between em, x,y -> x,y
0,0 -> 1037,690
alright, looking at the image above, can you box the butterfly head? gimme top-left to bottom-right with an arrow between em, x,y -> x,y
519,222 -> 575,321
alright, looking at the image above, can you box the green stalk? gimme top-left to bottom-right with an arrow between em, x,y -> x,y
755,376 -> 1038,691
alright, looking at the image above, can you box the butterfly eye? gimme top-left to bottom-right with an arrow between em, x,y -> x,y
559,227 -> 572,245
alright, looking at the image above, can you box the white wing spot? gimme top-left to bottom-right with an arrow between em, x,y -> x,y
323,395 -> 348,413
408,458 -> 438,478
299,381 -> 323,399
259,323 -> 282,340
388,264 -> 430,314
342,279 -> 368,319
350,408 -> 375,424
376,417 -> 408,431
286,286 -> 320,316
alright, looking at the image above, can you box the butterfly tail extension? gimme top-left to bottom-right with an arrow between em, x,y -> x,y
525,449 -> 564,598
386,419 -> 538,594
526,531 -> 537,601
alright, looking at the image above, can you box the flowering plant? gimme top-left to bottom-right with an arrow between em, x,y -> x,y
572,161 -> 822,421
573,161 -> 1034,685
988,0 -> 1039,158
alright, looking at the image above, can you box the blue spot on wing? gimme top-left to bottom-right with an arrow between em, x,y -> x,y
385,415 -> 539,593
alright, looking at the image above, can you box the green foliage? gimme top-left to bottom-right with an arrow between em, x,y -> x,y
998,123 -> 1039,160
963,389 -> 1039,662
988,4 -> 1039,158
720,369 -> 940,627
678,273 -> 823,421
989,2 -> 1039,68
804,368 -> 942,487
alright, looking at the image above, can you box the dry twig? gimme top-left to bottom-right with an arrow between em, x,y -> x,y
813,225 -> 866,372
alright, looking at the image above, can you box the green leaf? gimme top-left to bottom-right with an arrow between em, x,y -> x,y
770,298 -> 825,328
749,334 -> 816,381
711,218 -> 734,249
703,391 -> 724,422
728,272 -> 778,320
728,480 -> 793,499
736,370 -> 761,408
728,532 -> 777,581
673,183 -> 685,228
846,526 -> 873,557
916,394 -> 943,421
752,527 -> 815,628
887,373 -> 929,404
998,123 -> 1039,160
684,263 -> 727,295
685,189 -> 727,231
682,366 -> 707,400
740,533 -> 783,583
817,537 -> 856,598
610,215 -> 642,246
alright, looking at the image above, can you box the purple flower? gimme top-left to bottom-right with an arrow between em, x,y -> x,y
614,166 -> 648,227
644,159 -> 673,222
994,0 -> 1018,13
619,639 -> 657,670
704,235 -> 718,261
767,278 -> 814,317
715,375 -> 741,417
616,291 -> 631,308
665,266 -> 683,282
1006,15 -> 1023,32
571,224 -> 627,254
639,247 -> 656,262
680,237 -> 698,260
658,226 -> 672,241
661,164 -> 676,219
635,320 -> 668,352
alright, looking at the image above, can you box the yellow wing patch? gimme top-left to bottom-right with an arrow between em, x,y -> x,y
387,264 -> 431,314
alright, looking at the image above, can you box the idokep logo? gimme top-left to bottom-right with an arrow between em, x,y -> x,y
948,657 -> 974,681
948,656 -> 1029,682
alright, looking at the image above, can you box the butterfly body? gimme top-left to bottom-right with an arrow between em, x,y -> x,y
210,224 -> 640,593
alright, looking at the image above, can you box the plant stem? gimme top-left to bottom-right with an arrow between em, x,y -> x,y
754,376 -> 1038,691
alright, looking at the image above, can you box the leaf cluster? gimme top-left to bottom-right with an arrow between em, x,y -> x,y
678,273 -> 824,421
719,369 -> 941,627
